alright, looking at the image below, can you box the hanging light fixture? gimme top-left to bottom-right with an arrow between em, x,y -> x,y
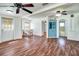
56,11 -> 61,17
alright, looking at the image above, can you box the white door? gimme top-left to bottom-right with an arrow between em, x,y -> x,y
1,17 -> 14,42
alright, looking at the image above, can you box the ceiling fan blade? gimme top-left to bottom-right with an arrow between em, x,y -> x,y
16,7 -> 20,14
22,4 -> 34,7
10,6 -> 14,7
22,8 -> 32,14
62,11 -> 67,15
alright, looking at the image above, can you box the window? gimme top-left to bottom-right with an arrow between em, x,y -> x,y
49,22 -> 52,29
2,17 -> 13,31
60,22 -> 65,27
59,21 -> 65,36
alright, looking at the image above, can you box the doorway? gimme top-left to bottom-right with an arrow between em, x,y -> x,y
59,20 -> 65,37
42,21 -> 46,37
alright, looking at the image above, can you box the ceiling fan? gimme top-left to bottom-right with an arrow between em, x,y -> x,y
12,3 -> 34,14
56,11 -> 74,17
0,3 -> 34,14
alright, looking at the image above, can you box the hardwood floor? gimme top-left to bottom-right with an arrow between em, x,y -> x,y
0,36 -> 79,56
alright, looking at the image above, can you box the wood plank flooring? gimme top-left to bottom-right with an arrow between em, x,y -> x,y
0,36 -> 79,56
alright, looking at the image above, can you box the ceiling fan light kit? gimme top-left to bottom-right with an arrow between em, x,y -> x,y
56,10 -> 67,16
56,10 -> 75,18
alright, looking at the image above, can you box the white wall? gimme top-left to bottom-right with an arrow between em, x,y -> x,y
68,13 -> 79,41
0,16 -> 1,42
58,13 -> 79,41
31,17 -> 42,36
13,17 -> 22,39
28,16 -> 47,36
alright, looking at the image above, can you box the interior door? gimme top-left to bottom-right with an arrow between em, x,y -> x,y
48,20 -> 57,38
1,17 -> 14,42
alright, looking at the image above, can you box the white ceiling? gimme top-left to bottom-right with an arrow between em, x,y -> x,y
0,3 -> 56,17
0,3 -> 79,18
31,3 -> 79,18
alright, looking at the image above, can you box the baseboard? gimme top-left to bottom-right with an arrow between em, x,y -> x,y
0,38 -> 22,44
68,39 -> 79,42
67,36 -> 79,41
33,35 -> 42,37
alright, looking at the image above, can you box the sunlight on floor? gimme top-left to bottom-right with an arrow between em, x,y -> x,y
58,38 -> 66,48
